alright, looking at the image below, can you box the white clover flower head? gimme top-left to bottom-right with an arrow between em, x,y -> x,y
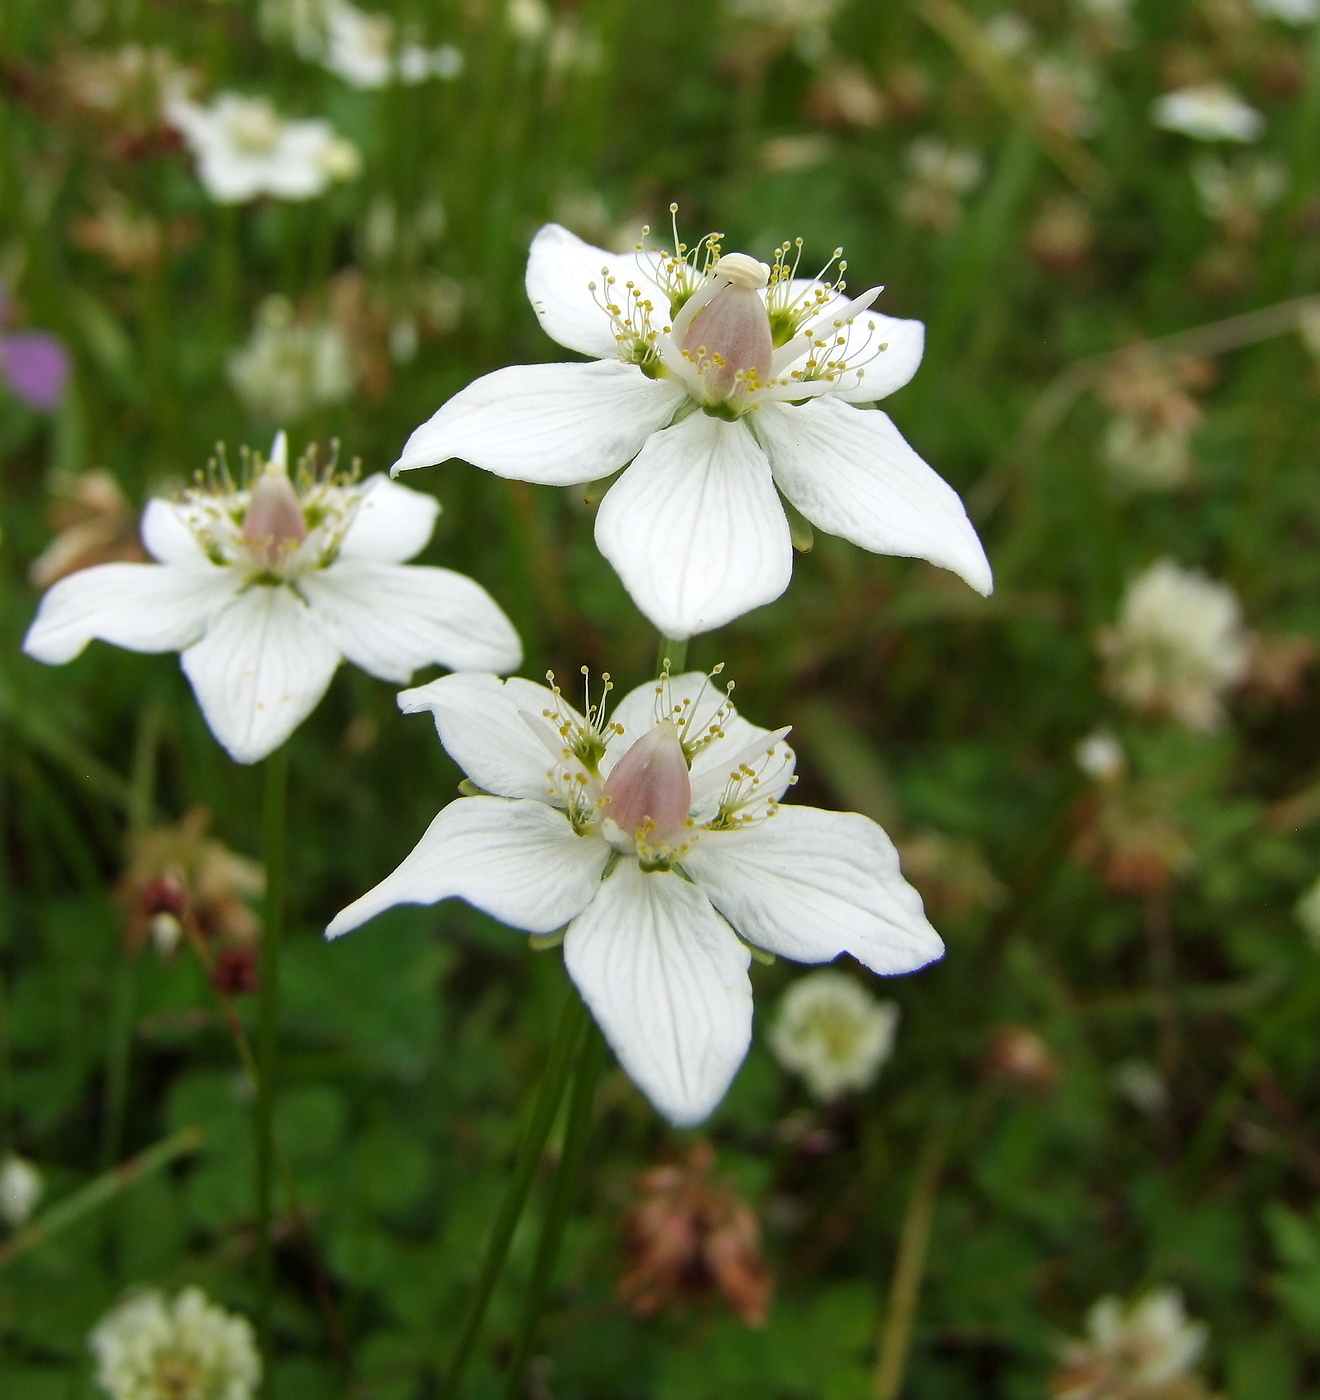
1152,84 -> 1264,143
165,88 -> 361,203
0,1153 -> 43,1227
1099,558 -> 1248,732
1296,875 -> 1320,947
1192,154 -> 1286,223
1110,1058 -> 1168,1115
770,969 -> 899,1100
1102,415 -> 1194,491
1253,0 -> 1317,24
1056,1289 -> 1208,1397
1074,729 -> 1126,783
23,433 -> 522,764
90,1287 -> 260,1400
329,666 -> 942,1125
393,213 -> 991,640
227,295 -> 355,424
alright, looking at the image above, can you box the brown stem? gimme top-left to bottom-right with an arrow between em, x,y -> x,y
873,1123 -> 952,1400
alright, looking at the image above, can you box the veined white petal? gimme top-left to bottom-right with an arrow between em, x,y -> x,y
338,475 -> 439,563
777,310 -> 924,404
301,560 -> 521,682
683,806 -> 944,974
398,672 -> 578,801
327,795 -> 607,938
755,398 -> 993,595
594,413 -> 793,640
525,223 -> 668,360
564,862 -> 752,1126
141,499 -> 209,565
604,672 -> 795,811
392,361 -> 684,485
22,562 -> 237,665
181,584 -> 341,764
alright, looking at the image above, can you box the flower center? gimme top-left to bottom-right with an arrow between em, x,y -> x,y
151,1349 -> 203,1400
226,98 -> 282,154
602,719 -> 692,849
679,262 -> 774,406
242,454 -> 308,570
179,434 -> 358,582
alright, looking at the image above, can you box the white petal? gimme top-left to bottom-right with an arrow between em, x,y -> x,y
525,223 -> 668,360
594,413 -> 793,640
563,861 -> 752,1126
393,361 -> 684,485
22,562 -> 237,665
605,672 -> 795,812
755,397 -> 993,595
338,475 -> 440,562
683,806 -> 944,974
141,499 -> 208,565
327,795 -> 607,938
398,672 -> 577,800
301,560 -> 521,681
180,585 -> 341,763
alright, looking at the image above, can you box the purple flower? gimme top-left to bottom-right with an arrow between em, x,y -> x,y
0,288 -> 70,412
0,332 -> 71,411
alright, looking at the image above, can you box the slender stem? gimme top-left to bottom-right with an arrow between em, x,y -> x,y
501,1024 -> 606,1400
100,701 -> 163,1169
655,636 -> 688,676
0,1127 -> 203,1269
99,960 -> 136,1168
438,992 -> 588,1400
256,744 -> 289,1362
873,1123 -> 952,1400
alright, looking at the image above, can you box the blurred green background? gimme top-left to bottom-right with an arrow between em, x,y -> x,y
3,0 -> 1320,1395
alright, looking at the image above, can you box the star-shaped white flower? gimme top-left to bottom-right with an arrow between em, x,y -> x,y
23,434 -> 521,764
328,667 -> 941,1125
392,223 -> 992,640
165,90 -> 361,204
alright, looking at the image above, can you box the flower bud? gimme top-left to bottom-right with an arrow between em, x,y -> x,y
681,257 -> 774,400
242,437 -> 306,569
602,720 -> 692,841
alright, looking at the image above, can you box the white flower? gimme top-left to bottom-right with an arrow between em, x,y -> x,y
1297,875 -> 1320,946
769,969 -> 899,1100
228,295 -> 355,423
1152,85 -> 1264,143
271,0 -> 464,87
1099,558 -> 1248,732
165,90 -> 361,203
392,223 -> 992,640
507,0 -> 552,42
1054,1289 -> 1208,1399
23,434 -> 521,764
0,1154 -> 43,1227
1110,1058 -> 1168,1115
724,0 -> 844,28
1192,153 -> 1286,231
1254,0 -> 1317,24
328,667 -> 942,1125
90,1286 -> 259,1400
1074,729 -> 1126,782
